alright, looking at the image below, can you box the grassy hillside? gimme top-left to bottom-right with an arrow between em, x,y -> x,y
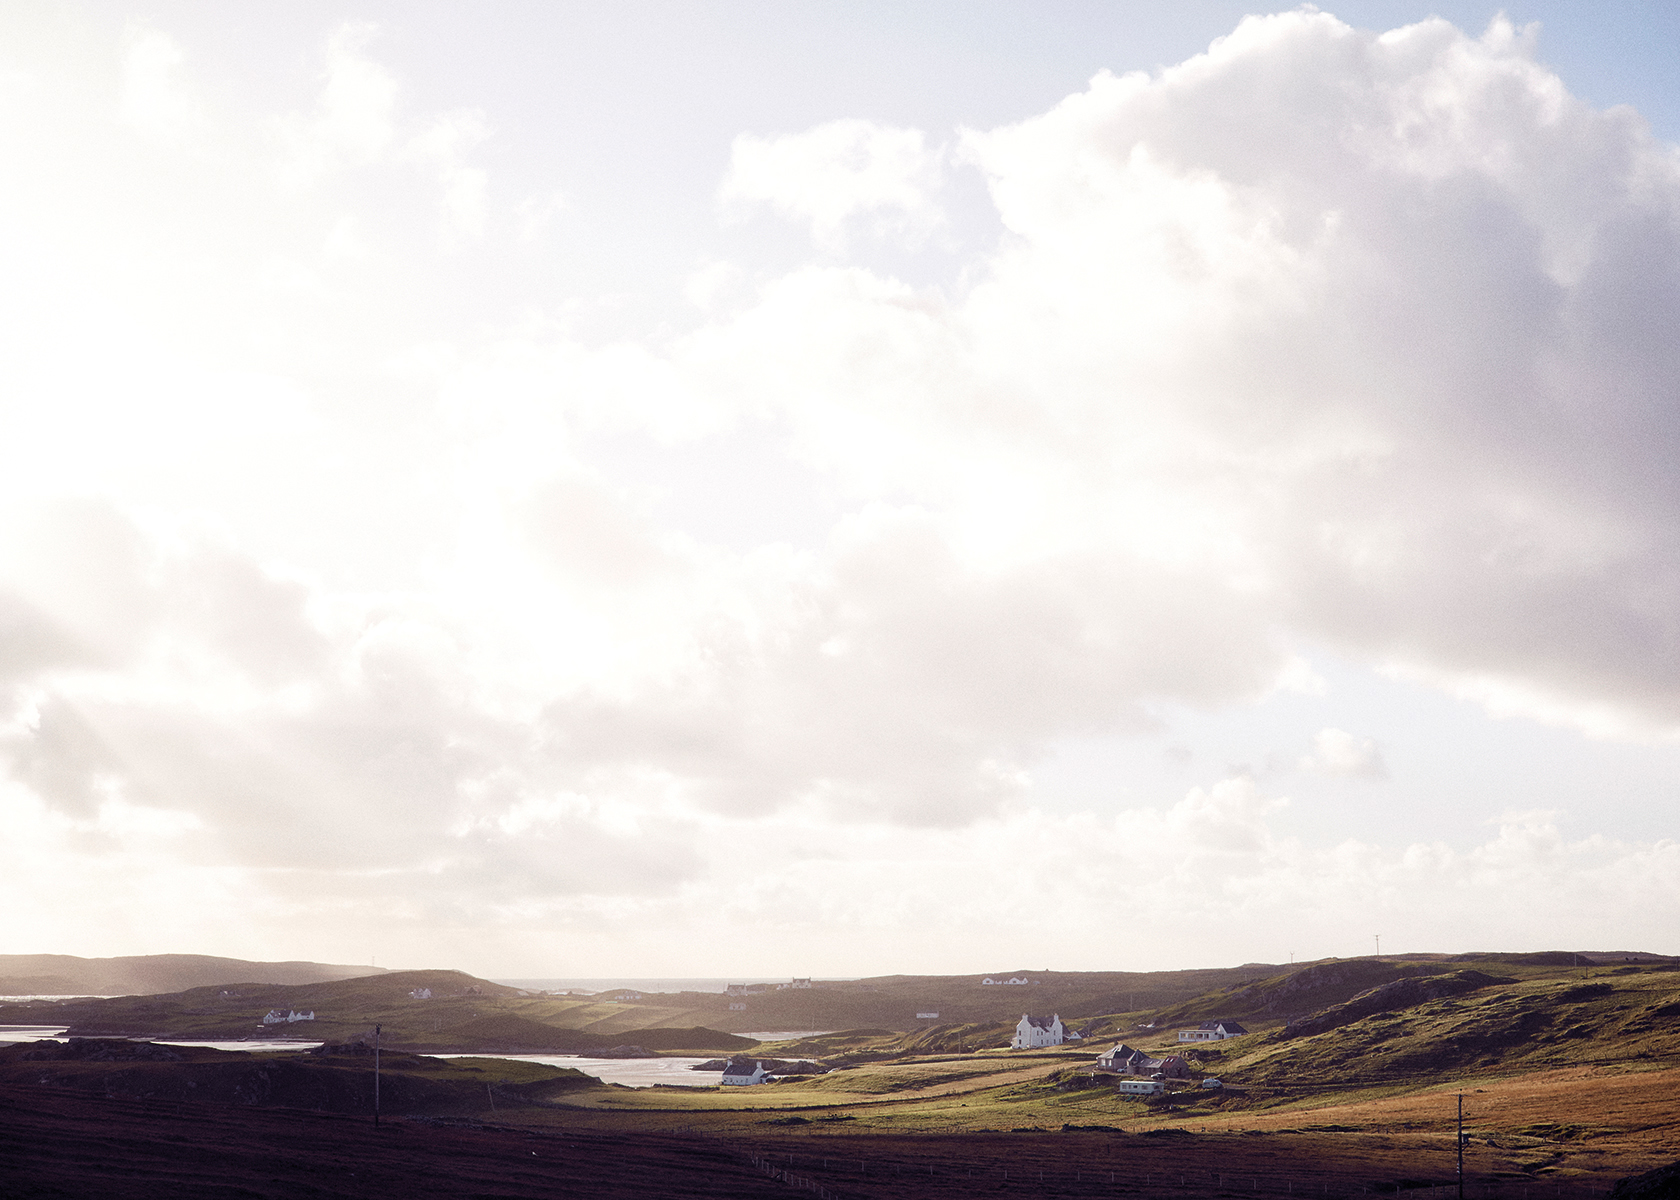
0,953 -> 385,997
0,1037 -> 599,1115
8,954 -> 1680,1197
0,969 -> 756,1053
1209,964 -> 1680,1090
7,952 -> 1675,1066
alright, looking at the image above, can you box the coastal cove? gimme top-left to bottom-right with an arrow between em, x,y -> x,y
0,1025 -> 726,1088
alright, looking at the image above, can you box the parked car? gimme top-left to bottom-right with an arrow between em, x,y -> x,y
1201,1078 -> 1223,1090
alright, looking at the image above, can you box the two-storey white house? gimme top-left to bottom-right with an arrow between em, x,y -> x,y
1011,1013 -> 1065,1049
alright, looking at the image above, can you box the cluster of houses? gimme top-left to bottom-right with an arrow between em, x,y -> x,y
1006,1015 -> 1249,1094
260,1009 -> 315,1025
715,1015 -> 1249,1092
982,976 -> 1032,986
723,978 -> 815,1009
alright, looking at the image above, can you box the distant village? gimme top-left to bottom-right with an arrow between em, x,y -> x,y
716,990 -> 1250,1091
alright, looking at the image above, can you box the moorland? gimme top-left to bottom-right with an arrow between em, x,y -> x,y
3,950 -> 1678,1198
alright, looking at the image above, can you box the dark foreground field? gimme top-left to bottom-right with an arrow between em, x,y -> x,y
0,1083 -> 1642,1199
0,1084 -> 790,1199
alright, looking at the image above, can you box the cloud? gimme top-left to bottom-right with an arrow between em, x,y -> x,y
119,26 -> 200,142
407,110 -> 492,243
719,119 -> 945,248
1299,727 -> 1387,779
274,23 -> 398,186
7,9 -> 1680,971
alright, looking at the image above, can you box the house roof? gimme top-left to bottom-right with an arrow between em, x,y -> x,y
1198,1020 -> 1248,1033
721,1058 -> 761,1077
1021,1013 -> 1060,1029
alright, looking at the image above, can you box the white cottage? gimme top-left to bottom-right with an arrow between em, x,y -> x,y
261,1009 -> 315,1025
1011,1013 -> 1064,1049
1177,1020 -> 1248,1043
720,1058 -> 770,1085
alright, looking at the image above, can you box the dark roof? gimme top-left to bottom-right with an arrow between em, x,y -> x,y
1022,1013 -> 1060,1029
721,1058 -> 760,1076
1216,1021 -> 1248,1034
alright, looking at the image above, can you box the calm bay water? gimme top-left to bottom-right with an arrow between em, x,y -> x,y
0,1026 -> 736,1087
441,1053 -> 725,1087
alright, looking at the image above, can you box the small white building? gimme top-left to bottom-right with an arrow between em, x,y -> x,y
981,976 -> 1032,986
777,978 -> 813,990
409,987 -> 433,1000
916,1011 -> 940,1020
720,1058 -> 770,1085
261,1009 -> 315,1025
1011,1013 -> 1064,1049
1116,1077 -> 1164,1096
1177,1020 -> 1248,1043
728,1000 -> 747,1011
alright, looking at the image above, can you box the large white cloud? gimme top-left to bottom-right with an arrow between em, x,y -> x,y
3,10 -> 1679,971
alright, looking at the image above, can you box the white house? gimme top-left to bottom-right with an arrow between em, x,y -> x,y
728,1000 -> 747,1011
981,976 -> 1031,986
1177,1020 -> 1249,1043
720,1058 -> 770,1085
261,1009 -> 315,1025
1011,1013 -> 1064,1049
777,978 -> 813,990
409,988 -> 433,1000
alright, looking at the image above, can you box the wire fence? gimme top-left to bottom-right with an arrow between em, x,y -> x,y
729,1152 -> 1606,1200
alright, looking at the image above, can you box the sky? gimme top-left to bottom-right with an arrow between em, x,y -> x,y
3,2 -> 1680,979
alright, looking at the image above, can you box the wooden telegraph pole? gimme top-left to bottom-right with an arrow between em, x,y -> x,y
374,1024 -> 382,1129
1456,1093 -> 1464,1200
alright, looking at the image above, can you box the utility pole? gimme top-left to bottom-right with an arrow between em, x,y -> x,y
374,1024 -> 382,1129
1374,934 -> 1381,957
1457,1093 -> 1464,1200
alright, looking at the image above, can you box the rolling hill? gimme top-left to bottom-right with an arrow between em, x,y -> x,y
0,953 -> 385,997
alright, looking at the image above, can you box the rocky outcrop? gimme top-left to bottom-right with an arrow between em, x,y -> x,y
595,1044 -> 655,1058
17,1038 -> 183,1062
